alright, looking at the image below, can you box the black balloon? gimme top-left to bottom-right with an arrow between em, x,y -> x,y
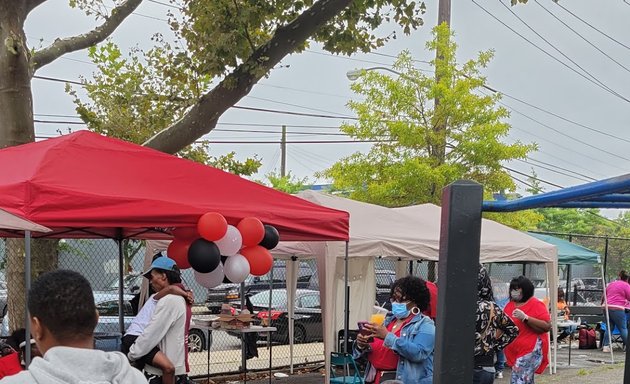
259,225 -> 280,250
188,238 -> 221,273
220,256 -> 233,283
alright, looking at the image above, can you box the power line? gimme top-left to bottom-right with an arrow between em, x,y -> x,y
304,50 -> 434,73
496,0 -> 629,103
500,91 -> 630,144
524,157 -> 597,181
515,158 -> 593,183
533,0 -> 630,75
503,165 -> 563,188
147,0 -> 180,9
471,0 -> 630,104
233,105 -> 356,120
246,95 -> 353,118
33,75 -> 83,86
554,2 -> 630,51
502,100 -> 630,164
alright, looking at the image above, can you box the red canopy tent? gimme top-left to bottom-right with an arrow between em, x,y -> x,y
0,131 -> 349,241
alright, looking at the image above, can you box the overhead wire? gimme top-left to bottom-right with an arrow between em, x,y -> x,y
524,157 -> 597,181
496,0 -> 630,103
554,2 -> 630,51
514,158 -> 593,183
532,0 -> 630,75
471,0 -> 630,104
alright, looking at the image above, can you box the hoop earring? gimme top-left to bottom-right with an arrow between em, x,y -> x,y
411,307 -> 420,315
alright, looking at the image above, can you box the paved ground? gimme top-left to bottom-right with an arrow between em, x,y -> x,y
194,342 -> 628,384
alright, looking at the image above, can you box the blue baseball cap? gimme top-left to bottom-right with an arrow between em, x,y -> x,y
143,256 -> 178,278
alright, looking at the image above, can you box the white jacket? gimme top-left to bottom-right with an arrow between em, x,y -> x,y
128,294 -> 186,376
0,346 -> 147,383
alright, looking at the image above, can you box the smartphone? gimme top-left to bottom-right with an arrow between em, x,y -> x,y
357,321 -> 373,342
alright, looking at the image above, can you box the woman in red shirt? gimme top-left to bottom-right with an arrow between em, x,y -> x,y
504,276 -> 551,384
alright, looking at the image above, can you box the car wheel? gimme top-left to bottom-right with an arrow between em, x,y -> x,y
294,325 -> 307,344
188,329 -> 206,352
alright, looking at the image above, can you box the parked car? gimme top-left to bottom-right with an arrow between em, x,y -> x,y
205,260 -> 315,313
101,273 -> 143,294
93,293 -> 212,352
233,289 -> 322,344
375,270 -> 396,307
0,281 -> 7,317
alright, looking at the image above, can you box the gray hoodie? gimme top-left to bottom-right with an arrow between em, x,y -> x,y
0,346 -> 148,384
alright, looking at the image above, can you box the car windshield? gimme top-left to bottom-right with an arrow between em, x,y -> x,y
104,275 -> 140,290
250,291 -> 287,308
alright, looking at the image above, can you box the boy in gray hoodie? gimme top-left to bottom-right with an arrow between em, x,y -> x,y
0,269 -> 147,384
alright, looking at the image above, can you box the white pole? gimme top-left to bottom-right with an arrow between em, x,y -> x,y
601,264 -> 614,363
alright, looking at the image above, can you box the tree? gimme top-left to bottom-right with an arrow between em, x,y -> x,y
323,25 -> 536,208
0,0 -> 427,330
264,171 -> 310,194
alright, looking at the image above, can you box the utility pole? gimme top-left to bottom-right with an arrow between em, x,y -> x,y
280,125 -> 287,178
428,0 -> 451,284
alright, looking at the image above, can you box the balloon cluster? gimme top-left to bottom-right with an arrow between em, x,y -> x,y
167,213 -> 280,289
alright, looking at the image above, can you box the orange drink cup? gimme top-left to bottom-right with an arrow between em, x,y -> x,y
370,313 -> 386,325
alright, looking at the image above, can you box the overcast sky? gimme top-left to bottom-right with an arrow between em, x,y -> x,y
25,1 -> 630,200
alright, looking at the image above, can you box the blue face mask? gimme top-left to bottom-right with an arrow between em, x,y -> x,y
391,302 -> 410,319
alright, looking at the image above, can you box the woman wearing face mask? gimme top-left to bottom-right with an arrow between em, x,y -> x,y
504,276 -> 551,383
354,276 -> 435,384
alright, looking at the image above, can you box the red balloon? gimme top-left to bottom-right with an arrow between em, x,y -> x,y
237,217 -> 265,247
167,239 -> 192,269
197,212 -> 228,242
240,246 -> 273,276
172,227 -> 199,240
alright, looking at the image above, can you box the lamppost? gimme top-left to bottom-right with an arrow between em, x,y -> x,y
345,66 -> 405,81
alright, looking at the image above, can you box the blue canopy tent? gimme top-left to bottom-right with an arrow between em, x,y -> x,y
435,174 -> 630,384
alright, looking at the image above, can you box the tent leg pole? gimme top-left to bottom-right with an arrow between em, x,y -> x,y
24,231 -> 32,368
343,241 -> 349,353
117,230 -> 125,335
601,264 -> 614,364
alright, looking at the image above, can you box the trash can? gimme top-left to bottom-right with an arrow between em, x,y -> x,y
93,332 -> 122,352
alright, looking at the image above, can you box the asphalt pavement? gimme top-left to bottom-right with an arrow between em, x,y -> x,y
195,342 -> 628,384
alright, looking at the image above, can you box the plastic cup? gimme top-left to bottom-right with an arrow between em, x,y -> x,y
370,313 -> 386,325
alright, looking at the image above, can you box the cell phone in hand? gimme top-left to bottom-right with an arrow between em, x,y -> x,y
357,321 -> 374,342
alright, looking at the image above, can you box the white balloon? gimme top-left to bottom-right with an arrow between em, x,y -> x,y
223,254 -> 250,283
215,225 -> 243,256
194,264 -> 225,289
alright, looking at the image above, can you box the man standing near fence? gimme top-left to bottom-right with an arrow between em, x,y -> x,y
128,256 -> 188,384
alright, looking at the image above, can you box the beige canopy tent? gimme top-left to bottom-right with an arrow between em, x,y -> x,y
0,208 -> 51,235
395,204 -> 559,372
273,191 -> 446,377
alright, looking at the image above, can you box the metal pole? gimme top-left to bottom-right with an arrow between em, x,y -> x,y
117,231 -> 125,335
240,281 -> 246,381
280,125 -> 287,178
435,180 -> 483,384
343,241 -> 349,353
24,231 -> 32,367
603,237 -> 609,283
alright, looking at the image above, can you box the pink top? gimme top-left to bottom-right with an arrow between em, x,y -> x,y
605,280 -> 630,310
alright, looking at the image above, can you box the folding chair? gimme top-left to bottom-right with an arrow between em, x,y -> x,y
330,352 -> 364,384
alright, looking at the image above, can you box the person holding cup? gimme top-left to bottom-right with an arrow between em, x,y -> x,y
353,276 -> 435,384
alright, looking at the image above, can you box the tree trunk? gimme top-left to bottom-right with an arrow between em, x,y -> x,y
0,1 -> 34,148
1,2 -> 58,332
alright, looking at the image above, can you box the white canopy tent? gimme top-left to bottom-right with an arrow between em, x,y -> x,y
273,191 -> 447,376
395,204 -> 559,372
0,209 -> 51,366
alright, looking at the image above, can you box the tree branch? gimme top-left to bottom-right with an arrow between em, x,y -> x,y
143,0 -> 352,154
31,0 -> 143,71
26,0 -> 47,14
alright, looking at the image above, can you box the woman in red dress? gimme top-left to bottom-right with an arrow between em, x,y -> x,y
504,276 -> 551,384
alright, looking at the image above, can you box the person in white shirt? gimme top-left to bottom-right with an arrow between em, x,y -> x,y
0,269 -> 147,384
127,257 -> 187,384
